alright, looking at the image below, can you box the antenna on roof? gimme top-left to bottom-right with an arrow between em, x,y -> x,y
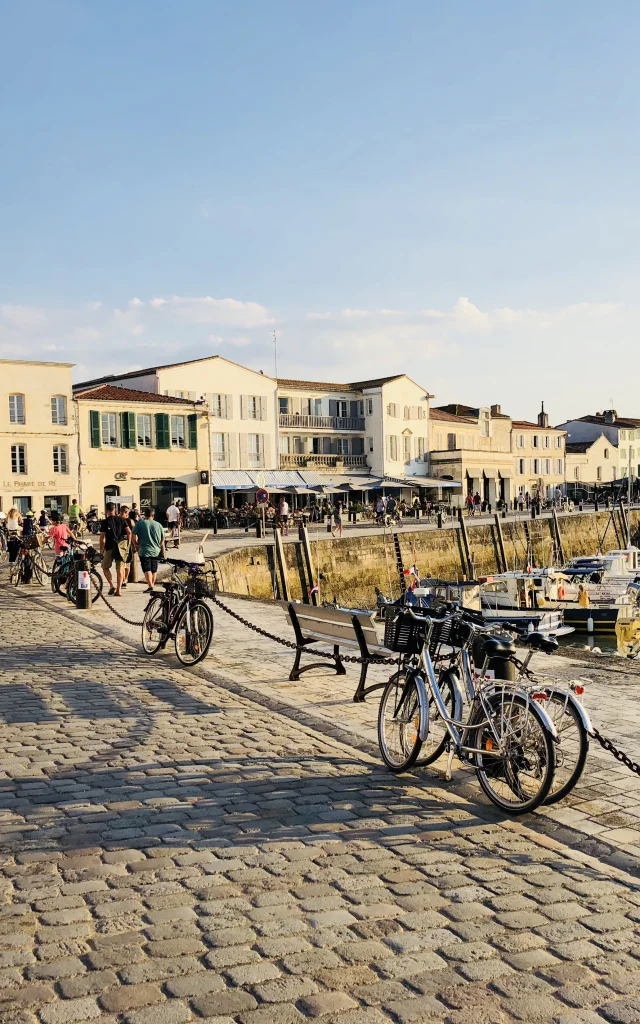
272,330 -> 278,381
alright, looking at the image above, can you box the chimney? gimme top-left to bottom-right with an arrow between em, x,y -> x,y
490,404 -> 501,416
537,401 -> 549,429
603,409 -> 616,424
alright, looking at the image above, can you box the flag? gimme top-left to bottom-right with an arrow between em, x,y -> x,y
410,563 -> 419,578
309,583 -> 319,596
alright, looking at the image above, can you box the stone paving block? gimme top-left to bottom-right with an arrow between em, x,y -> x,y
39,996 -> 102,1023
0,983 -> 56,1010
126,1003 -> 192,1024
26,957 -> 86,980
58,970 -> 119,999
193,988 -> 258,1016
237,1006 -> 306,1024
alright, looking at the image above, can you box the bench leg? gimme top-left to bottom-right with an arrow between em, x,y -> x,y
289,646 -> 303,681
353,661 -> 368,702
334,644 -> 347,676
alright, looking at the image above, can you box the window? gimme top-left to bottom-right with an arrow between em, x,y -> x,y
447,433 -> 456,450
53,445 -> 68,474
336,439 -> 349,455
248,433 -> 261,467
417,406 -> 425,420
366,399 -> 373,415
620,430 -> 627,441
574,466 -> 580,481
101,412 -> 118,447
516,434 -> 525,448
314,398 -> 322,416
555,435 -> 563,449
337,400 -> 348,418
555,459 -> 563,474
621,448 -> 627,460
417,438 -> 425,460
533,458 -> 540,475
387,403 -> 398,417
604,448 -> 609,458
517,458 -> 526,475
403,436 -> 412,462
247,396 -> 260,419
532,435 -> 539,448
212,433 -> 226,461
51,396 -> 67,425
404,405 -> 410,420
211,394 -> 226,417
11,444 -> 26,474
480,411 -> 490,437
293,436 -> 304,454
9,394 -> 25,424
278,397 -> 288,415
137,414 -> 152,447
367,437 -> 374,452
543,435 -> 550,448
359,400 -> 364,416
170,416 -> 186,448
389,436 -> 399,461
597,466 -> 602,481
301,398 -> 312,416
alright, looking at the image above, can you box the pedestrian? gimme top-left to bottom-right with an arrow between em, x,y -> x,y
100,502 -> 131,597
132,508 -> 166,592
279,497 -> 290,536
130,502 -> 140,522
525,491 -> 531,509
375,496 -> 385,523
48,517 -> 73,554
473,492 -> 482,513
466,493 -> 474,516
119,505 -> 136,588
332,500 -> 343,538
5,507 -> 22,562
38,509 -> 50,529
166,499 -> 180,548
68,498 -> 84,535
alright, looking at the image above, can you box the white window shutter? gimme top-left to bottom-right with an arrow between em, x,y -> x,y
228,432 -> 239,469
188,391 -> 196,401
238,433 -> 248,467
262,433 -> 271,468
240,395 -> 247,419
224,433 -> 230,467
291,397 -> 301,415
260,396 -> 267,420
225,394 -> 233,419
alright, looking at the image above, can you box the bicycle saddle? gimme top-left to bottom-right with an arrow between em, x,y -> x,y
523,631 -> 559,654
482,635 -> 514,659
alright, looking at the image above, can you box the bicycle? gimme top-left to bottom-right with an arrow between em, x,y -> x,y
142,557 -> 216,666
51,540 -> 103,601
9,538 -> 48,586
378,606 -> 557,814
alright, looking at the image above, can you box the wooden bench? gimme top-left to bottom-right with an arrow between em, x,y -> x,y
287,603 -> 396,703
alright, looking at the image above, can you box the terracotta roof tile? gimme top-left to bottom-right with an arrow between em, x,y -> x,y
430,409 -> 477,424
575,414 -> 640,429
74,385 -> 198,405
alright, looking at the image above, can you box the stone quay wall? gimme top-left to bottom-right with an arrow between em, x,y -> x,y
215,509 -> 640,609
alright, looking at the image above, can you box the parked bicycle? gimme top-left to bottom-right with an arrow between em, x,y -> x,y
142,557 -> 216,665
51,540 -> 103,601
9,535 -> 48,586
378,605 -> 558,814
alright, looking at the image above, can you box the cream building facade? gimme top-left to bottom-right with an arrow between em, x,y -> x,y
512,408 -> 566,499
74,385 -> 210,518
429,404 -> 515,507
556,411 -> 640,484
0,359 -> 78,516
565,434 -> 619,496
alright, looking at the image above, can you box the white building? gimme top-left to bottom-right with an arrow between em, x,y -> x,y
557,410 -> 640,484
75,359 -> 455,504
565,434 -> 619,496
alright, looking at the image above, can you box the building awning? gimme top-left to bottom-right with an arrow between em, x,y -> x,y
499,467 -> 513,478
482,467 -> 498,478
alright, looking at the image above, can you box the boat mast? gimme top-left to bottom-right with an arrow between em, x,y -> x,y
628,436 -> 633,548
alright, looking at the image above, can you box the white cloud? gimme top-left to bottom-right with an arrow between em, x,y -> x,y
306,311 -> 334,320
142,295 -> 274,327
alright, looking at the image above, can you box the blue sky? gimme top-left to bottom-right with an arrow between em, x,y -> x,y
1,1 -> 639,421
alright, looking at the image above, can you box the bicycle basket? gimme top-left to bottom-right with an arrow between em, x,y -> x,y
428,615 -> 474,658
186,574 -> 216,598
23,535 -> 42,550
383,609 -> 428,654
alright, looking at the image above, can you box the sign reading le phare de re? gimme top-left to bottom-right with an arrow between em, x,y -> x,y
1,481 -> 59,489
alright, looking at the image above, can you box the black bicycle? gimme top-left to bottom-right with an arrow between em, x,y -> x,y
142,557 -> 216,665
9,537 -> 48,586
51,540 -> 103,601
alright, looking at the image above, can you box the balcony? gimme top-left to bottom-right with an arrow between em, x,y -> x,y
279,413 -> 365,431
280,453 -> 369,472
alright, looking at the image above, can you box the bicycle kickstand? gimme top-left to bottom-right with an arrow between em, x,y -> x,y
445,746 -> 456,781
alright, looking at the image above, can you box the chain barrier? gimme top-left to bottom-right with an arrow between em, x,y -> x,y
590,728 -> 640,778
96,590 -> 147,627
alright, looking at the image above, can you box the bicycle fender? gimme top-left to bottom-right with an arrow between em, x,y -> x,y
489,685 -> 559,741
545,688 -> 593,736
442,668 -> 464,725
412,676 -> 431,744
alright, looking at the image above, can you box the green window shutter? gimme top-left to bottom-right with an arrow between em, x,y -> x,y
120,411 -> 129,448
188,413 -> 198,449
90,410 -> 101,448
127,411 -> 136,448
155,412 -> 169,449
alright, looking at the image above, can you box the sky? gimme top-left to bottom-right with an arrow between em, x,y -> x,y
1,0 -> 639,422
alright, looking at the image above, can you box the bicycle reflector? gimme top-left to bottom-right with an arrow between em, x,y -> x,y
572,684 -> 585,695
531,693 -> 548,701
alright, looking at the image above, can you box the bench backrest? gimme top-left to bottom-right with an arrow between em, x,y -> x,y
287,605 -> 386,651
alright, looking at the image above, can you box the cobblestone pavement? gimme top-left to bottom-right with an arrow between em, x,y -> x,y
3,583 -> 640,1022
23,564 -> 640,869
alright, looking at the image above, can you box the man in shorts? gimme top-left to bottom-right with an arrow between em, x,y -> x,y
132,508 -> 166,591
100,502 -> 131,596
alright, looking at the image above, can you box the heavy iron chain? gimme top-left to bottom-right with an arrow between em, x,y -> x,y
95,590 -> 147,626
590,728 -> 640,778
210,594 -> 398,666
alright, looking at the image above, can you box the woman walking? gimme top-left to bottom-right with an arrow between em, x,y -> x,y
6,507 -> 23,563
332,500 -> 343,539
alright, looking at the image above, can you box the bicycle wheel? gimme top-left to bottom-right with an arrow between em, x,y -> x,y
90,570 -> 103,598
31,550 -> 46,585
10,554 -> 23,586
142,596 -> 166,654
378,673 -> 426,773
470,690 -> 555,814
175,599 -> 213,665
536,690 -> 588,804
415,668 -> 458,767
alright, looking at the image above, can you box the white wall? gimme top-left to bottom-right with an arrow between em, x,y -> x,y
377,378 -> 430,478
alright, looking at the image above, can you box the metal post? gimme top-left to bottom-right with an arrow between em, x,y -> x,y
437,511 -> 443,529
75,557 -> 92,610
552,509 -> 565,565
326,516 -> 332,533
493,513 -> 507,573
299,525 -> 318,606
457,508 -> 473,578
256,519 -> 262,539
273,529 -> 290,601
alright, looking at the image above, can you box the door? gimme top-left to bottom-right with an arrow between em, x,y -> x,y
140,480 -> 187,523
104,485 -> 120,506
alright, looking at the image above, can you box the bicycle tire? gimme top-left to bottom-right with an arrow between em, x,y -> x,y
31,552 -> 46,586
414,668 -> 458,767
142,597 -> 166,654
10,555 -> 23,586
538,690 -> 588,804
378,673 -> 426,773
175,599 -> 213,666
470,691 -> 555,815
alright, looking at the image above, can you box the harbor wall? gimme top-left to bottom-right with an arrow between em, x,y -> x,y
215,509 -> 640,609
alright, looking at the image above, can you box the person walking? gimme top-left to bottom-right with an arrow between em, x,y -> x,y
132,508 -> 166,592
48,518 -> 74,555
473,492 -> 482,514
279,497 -> 290,536
6,508 -> 23,563
332,500 -> 343,538
100,502 -> 131,596
119,505 -> 136,588
466,493 -> 474,516
166,500 -> 180,548
130,502 -> 140,523
68,499 -> 84,535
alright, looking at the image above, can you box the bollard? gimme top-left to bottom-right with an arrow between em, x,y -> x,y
415,508 -> 420,520
212,516 -> 218,535
579,501 -> 583,512
327,516 -> 332,533
531,506 -> 536,520
594,500 -> 599,513
255,519 -> 262,539
502,508 -> 507,519
75,558 -> 92,610
437,511 -> 443,529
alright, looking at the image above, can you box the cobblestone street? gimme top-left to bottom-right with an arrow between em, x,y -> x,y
3,583 -> 640,1023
